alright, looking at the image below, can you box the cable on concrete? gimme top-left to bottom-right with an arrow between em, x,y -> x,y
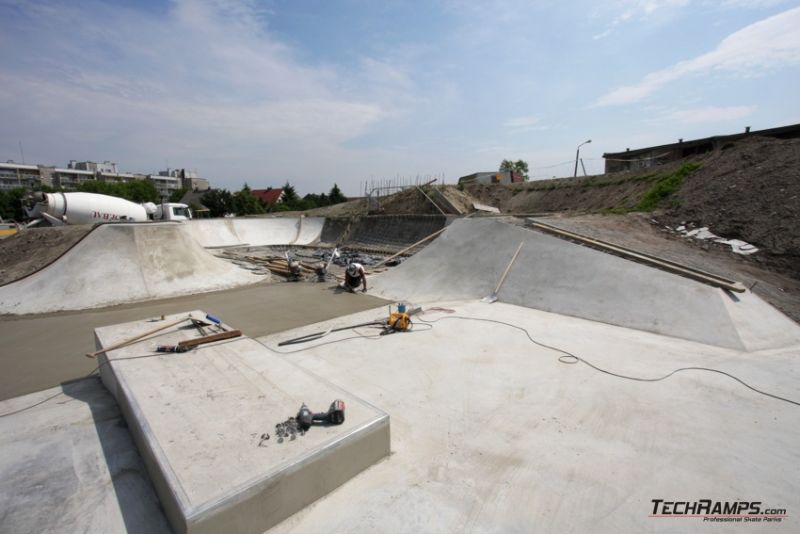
416,315 -> 800,408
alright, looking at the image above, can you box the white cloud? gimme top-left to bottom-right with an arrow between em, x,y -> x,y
592,0 -> 690,40
595,6 -> 800,106
667,105 -> 756,123
0,0 -> 406,191
503,116 -> 540,129
719,0 -> 787,8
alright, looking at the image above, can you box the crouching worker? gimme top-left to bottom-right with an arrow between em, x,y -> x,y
340,262 -> 367,293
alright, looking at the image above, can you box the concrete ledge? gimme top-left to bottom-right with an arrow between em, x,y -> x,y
94,311 -> 390,534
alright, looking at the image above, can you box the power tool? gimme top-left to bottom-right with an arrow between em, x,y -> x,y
383,302 -> 411,334
296,399 -> 346,431
386,311 -> 411,331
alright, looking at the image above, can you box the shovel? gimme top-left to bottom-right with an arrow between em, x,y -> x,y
481,241 -> 524,303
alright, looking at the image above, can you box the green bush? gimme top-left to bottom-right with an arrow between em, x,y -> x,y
634,163 -> 699,212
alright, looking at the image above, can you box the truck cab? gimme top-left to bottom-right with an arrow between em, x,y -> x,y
153,203 -> 192,221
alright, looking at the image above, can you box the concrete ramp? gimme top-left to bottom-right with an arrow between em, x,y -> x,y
185,217 -> 324,248
371,218 -> 800,351
0,223 -> 265,315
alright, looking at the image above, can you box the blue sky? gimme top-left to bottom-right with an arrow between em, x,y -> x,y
1,0 -> 799,195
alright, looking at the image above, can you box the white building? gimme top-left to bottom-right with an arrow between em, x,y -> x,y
0,162 -> 41,190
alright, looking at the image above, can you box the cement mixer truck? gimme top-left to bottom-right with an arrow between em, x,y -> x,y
24,191 -> 192,226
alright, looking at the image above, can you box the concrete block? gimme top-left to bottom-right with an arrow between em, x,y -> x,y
94,311 -> 390,534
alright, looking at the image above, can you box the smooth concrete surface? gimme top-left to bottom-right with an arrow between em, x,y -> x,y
94,311 -> 390,534
185,217 -> 325,248
259,301 -> 800,533
370,218 -> 800,351
0,223 -> 266,315
0,376 -> 171,534
0,282 -> 387,401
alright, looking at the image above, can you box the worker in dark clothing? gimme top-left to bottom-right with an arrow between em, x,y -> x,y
340,262 -> 367,293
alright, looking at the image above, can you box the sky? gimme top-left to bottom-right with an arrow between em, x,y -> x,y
1,0 -> 799,195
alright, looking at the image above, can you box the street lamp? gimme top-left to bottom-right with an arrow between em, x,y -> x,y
574,139 -> 592,177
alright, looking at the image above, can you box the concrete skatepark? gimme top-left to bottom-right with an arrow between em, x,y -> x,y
1,215 -> 799,533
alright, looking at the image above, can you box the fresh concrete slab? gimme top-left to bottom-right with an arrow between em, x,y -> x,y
0,282 -> 387,401
259,301 -> 800,532
370,218 -> 800,351
0,376 -> 170,534
94,311 -> 390,534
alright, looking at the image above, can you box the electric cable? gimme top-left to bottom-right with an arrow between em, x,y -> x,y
5,311 -> 793,417
0,390 -> 71,418
417,314 -> 800,408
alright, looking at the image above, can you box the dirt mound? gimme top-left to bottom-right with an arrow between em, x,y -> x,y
303,198 -> 367,217
0,225 -> 92,285
369,185 -> 480,215
460,136 -> 799,279
660,136 -> 800,278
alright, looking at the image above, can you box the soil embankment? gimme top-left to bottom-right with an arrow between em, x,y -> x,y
464,136 -> 800,279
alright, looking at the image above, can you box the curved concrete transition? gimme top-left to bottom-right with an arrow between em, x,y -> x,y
185,217 -> 325,247
371,218 -> 800,351
0,223 -> 267,315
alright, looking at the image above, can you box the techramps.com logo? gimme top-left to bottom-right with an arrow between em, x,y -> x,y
650,499 -> 787,523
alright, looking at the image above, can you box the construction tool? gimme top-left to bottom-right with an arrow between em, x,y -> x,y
154,330 -> 242,353
86,316 -> 189,358
284,252 -> 302,281
482,241 -> 524,304
277,321 -> 385,346
178,329 -> 241,349
383,302 -> 411,334
155,344 -> 190,353
296,400 -> 346,431
189,318 -> 209,336
314,246 -> 339,281
205,313 -> 226,332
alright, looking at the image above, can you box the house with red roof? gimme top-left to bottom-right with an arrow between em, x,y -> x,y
251,187 -> 285,206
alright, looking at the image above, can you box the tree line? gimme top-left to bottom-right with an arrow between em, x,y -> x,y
200,182 -> 347,218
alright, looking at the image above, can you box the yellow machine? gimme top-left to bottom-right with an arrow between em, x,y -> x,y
0,220 -> 18,239
387,311 -> 411,332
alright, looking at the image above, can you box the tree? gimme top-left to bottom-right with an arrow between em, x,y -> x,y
169,187 -> 189,203
233,183 -> 265,216
499,159 -> 530,181
201,189 -> 234,217
0,187 -> 26,220
281,181 -> 302,210
328,183 -> 347,204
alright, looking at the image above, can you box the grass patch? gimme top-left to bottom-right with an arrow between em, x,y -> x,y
634,163 -> 699,212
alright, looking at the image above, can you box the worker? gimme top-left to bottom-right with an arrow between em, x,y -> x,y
288,260 -> 302,281
340,262 -> 367,293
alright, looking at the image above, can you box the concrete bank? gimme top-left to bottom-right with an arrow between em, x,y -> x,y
0,223 -> 266,315
371,218 -> 800,351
